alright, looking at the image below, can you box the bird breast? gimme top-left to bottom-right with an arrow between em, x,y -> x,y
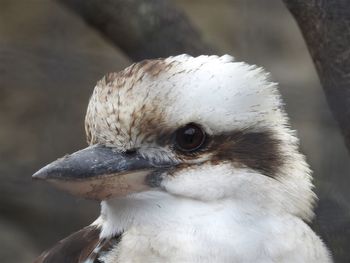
97,191 -> 331,263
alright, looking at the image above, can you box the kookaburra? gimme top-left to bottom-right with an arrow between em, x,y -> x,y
33,55 -> 332,262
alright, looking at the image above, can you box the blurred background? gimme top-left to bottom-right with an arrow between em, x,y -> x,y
1,0 -> 349,262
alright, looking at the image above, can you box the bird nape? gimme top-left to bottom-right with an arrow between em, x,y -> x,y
33,55 -> 332,263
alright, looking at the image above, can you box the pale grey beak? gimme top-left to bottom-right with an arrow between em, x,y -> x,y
33,144 -> 174,200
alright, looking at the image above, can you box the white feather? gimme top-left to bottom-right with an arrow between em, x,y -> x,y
86,55 -> 332,262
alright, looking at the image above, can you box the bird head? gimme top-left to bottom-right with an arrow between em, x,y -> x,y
33,55 -> 315,221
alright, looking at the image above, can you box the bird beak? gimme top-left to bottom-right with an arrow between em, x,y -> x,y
32,144 -> 173,200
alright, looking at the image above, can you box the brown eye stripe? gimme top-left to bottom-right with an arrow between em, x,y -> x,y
211,130 -> 284,178
155,127 -> 283,177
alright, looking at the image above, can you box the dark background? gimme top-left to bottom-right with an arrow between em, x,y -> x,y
1,0 -> 349,262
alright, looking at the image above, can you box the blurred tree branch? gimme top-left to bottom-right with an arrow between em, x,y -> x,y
283,1 -> 350,262
283,0 -> 350,153
58,0 -> 215,61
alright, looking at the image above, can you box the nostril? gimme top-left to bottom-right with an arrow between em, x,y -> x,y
125,149 -> 137,155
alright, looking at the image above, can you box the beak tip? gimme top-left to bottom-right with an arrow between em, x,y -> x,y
32,169 -> 48,180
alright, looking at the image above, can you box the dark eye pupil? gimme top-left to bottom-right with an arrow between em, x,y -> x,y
175,123 -> 205,152
183,128 -> 196,142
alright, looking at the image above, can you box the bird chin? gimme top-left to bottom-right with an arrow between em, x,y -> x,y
44,170 -> 153,201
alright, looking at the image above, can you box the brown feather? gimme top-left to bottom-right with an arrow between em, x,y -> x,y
33,226 -> 103,263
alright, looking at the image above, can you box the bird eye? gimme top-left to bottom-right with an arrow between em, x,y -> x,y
175,123 -> 206,152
